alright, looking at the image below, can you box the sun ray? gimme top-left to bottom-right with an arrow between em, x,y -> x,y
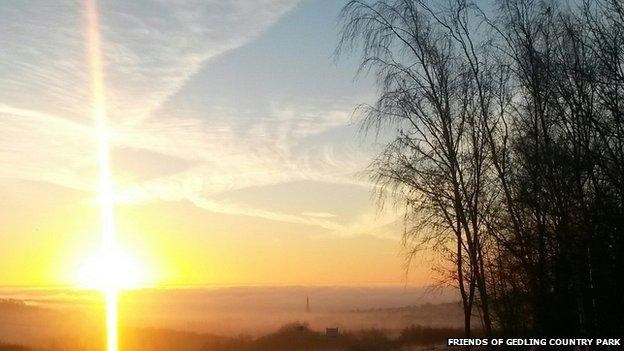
106,290 -> 118,351
82,1 -> 140,350
85,0 -> 114,251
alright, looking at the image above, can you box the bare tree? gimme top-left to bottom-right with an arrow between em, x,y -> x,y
337,0 -> 496,337
338,0 -> 624,338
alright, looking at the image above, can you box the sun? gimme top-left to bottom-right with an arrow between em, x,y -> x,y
77,246 -> 146,291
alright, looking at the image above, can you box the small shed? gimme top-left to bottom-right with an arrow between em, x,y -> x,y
325,327 -> 339,338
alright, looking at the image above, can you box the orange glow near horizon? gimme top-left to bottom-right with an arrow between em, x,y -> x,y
81,1 -> 144,350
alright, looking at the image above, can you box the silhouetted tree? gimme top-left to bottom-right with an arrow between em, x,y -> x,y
338,0 -> 624,339
337,0 -> 497,337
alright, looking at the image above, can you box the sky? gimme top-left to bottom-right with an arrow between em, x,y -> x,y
0,0 -> 436,287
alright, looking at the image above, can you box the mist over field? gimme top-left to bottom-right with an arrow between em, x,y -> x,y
0,286 -> 461,349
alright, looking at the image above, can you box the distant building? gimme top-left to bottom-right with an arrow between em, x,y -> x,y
325,327 -> 339,338
306,295 -> 310,313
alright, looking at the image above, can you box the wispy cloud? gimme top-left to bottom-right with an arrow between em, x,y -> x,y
0,104 -> 92,190
109,101 -> 387,233
0,0 -> 396,237
0,0 -> 299,124
98,0 -> 301,124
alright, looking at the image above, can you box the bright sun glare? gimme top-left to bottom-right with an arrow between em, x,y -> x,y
77,247 -> 145,291
77,1 -> 146,351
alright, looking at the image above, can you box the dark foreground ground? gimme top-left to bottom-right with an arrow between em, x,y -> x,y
0,323 -> 457,351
